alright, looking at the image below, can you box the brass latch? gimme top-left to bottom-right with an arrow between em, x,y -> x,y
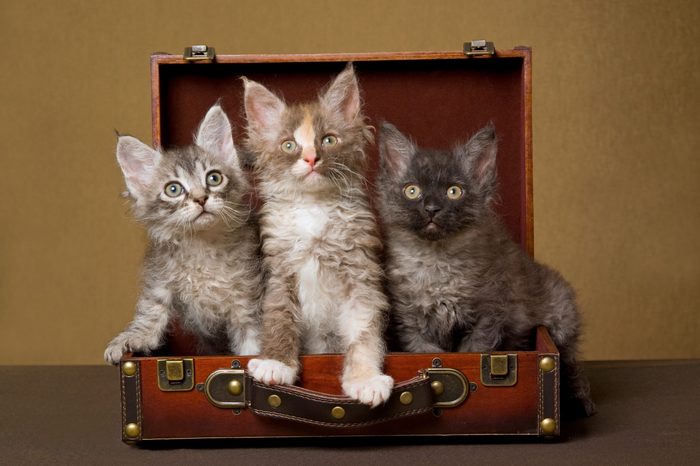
464,40 -> 495,57
480,354 -> 517,386
165,360 -> 184,381
423,368 -> 469,408
184,45 -> 216,62
157,358 -> 194,391
203,369 -> 247,408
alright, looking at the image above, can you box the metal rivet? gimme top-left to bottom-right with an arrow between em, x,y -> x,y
540,418 -> 557,435
124,423 -> 140,438
399,391 -> 413,405
227,379 -> 243,396
122,361 -> 136,377
331,406 -> 346,419
267,394 -> 282,408
431,380 -> 444,396
540,357 -> 555,373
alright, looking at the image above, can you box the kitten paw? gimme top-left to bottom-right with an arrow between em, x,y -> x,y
582,397 -> 597,417
104,333 -> 157,364
248,358 -> 297,385
104,339 -> 128,365
104,345 -> 125,365
342,374 -> 394,408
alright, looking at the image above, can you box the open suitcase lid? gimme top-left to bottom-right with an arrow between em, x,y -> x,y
150,44 -> 533,255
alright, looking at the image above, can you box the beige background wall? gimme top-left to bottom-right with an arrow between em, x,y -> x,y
1,0 -> 698,364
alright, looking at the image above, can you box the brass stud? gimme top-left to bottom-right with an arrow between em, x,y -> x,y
399,391 -> 414,405
122,361 -> 137,377
124,423 -> 140,438
331,406 -> 346,419
540,357 -> 556,373
267,394 -> 282,408
227,379 -> 243,396
540,418 -> 557,435
430,380 -> 444,396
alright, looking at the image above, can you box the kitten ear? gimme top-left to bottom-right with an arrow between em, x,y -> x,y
195,104 -> 239,169
322,63 -> 361,123
379,122 -> 415,177
459,123 -> 498,195
116,136 -> 161,196
242,77 -> 286,137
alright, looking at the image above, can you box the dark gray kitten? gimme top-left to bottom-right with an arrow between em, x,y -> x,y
377,122 -> 595,416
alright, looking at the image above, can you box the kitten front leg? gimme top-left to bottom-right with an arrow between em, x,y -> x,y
394,309 -> 446,353
104,290 -> 172,364
232,326 -> 260,356
456,327 -> 501,353
338,298 -> 394,408
227,297 -> 261,355
247,275 -> 300,385
399,329 -> 445,353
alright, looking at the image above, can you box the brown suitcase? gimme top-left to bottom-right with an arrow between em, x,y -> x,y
118,43 -> 561,442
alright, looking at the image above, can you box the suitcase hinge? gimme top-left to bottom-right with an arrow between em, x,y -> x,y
464,40 -> 495,57
480,354 -> 518,386
184,44 -> 216,62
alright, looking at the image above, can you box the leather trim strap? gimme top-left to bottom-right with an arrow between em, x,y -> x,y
538,354 -> 560,436
120,360 -> 142,442
249,376 -> 434,428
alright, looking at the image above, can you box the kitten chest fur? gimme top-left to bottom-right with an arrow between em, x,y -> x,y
260,194 -> 373,353
149,232 -> 259,337
388,230 -> 478,325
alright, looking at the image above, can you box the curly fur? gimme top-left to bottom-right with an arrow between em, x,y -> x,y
104,104 -> 262,363
377,122 -> 595,415
243,65 -> 393,407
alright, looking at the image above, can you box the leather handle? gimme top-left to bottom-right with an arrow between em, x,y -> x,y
249,375 -> 435,428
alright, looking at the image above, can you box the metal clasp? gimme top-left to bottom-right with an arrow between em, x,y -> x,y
204,369 -> 247,409
157,358 -> 194,391
464,40 -> 495,57
424,368 -> 469,408
480,354 -> 518,386
184,44 -> 216,62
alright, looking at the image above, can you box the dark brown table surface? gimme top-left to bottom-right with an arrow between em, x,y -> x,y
1,360 -> 699,465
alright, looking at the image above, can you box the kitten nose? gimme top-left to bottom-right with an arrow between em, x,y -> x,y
194,195 -> 208,206
424,203 -> 442,217
302,149 -> 318,167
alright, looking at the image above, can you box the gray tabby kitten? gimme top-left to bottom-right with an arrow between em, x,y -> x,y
242,65 -> 393,407
377,122 -> 595,415
104,104 -> 262,363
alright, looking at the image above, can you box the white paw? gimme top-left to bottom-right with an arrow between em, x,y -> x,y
248,358 -> 297,385
342,374 -> 394,408
104,333 -> 156,364
104,339 -> 127,365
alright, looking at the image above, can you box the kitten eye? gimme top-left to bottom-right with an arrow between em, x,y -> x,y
164,182 -> 184,198
206,170 -> 224,187
447,185 -> 463,200
281,140 -> 297,154
321,134 -> 338,146
403,184 -> 422,200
